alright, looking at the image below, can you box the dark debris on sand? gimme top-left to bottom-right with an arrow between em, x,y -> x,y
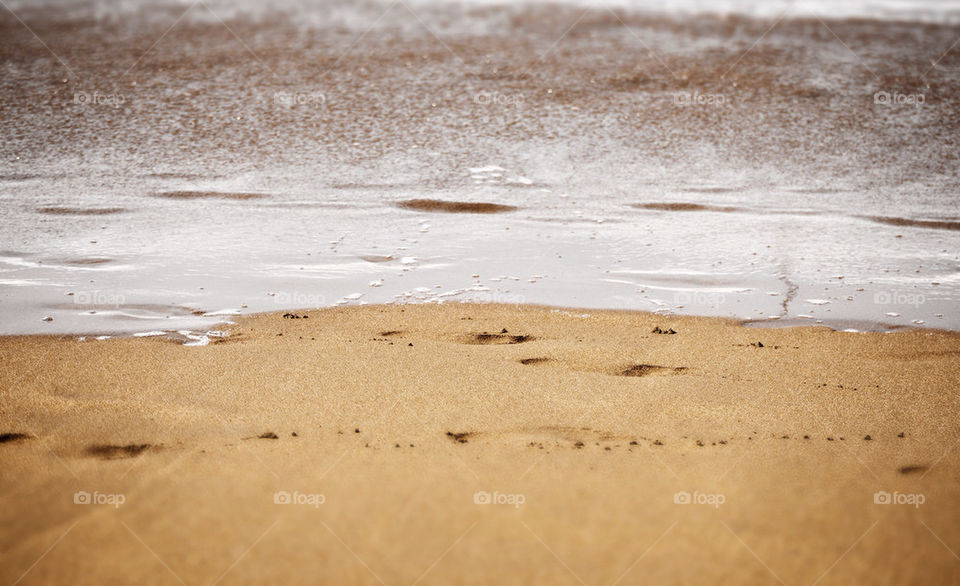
620,364 -> 686,377
473,332 -> 533,345
0,432 -> 32,444
86,443 -> 152,459
446,431 -> 471,444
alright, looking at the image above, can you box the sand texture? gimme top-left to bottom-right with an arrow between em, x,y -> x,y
1,303 -> 959,585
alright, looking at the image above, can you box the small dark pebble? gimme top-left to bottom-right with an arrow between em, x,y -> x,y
291,432 -> 298,437
354,428 -> 360,433
864,435 -> 872,441
653,440 -> 663,446
629,440 -> 638,446
898,432 -> 905,438
651,326 -> 677,335
259,432 -> 279,439
501,328 -> 508,333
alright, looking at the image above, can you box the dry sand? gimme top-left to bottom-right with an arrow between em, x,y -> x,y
1,303 -> 959,585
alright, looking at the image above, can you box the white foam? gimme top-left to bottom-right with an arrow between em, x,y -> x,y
204,308 -> 242,316
450,0 -> 960,23
468,165 -> 505,174
178,330 -> 210,346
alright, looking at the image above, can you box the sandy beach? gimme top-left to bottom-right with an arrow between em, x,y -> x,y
3,0 -> 960,582
2,303 -> 959,584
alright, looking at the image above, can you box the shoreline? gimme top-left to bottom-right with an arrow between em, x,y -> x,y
5,301 -> 956,342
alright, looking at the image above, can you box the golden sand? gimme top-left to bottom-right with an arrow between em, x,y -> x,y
1,304 -> 958,584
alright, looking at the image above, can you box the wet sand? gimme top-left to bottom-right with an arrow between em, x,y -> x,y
396,199 -> 519,213
2,2 -> 959,334
1,303 -> 959,584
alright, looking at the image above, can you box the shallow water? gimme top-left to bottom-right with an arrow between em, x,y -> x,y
1,0 -> 958,335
